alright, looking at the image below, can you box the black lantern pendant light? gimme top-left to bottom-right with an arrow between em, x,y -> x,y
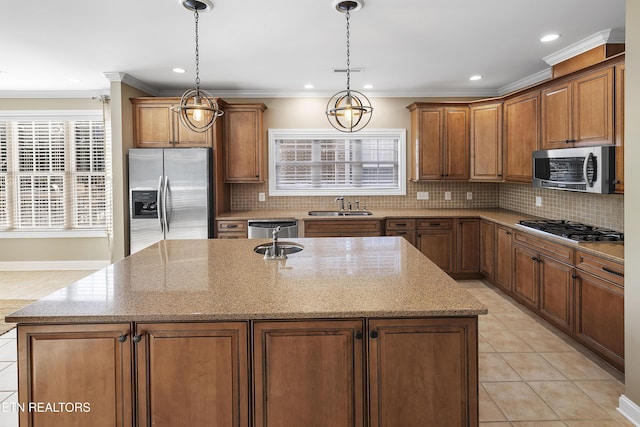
326,0 -> 373,133
172,0 -> 223,133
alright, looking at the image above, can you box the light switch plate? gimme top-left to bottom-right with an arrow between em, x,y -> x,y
417,191 -> 429,200
258,192 -> 266,202
445,191 -> 452,201
535,196 -> 542,207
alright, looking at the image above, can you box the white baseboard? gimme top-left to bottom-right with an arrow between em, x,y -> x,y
619,395 -> 640,426
0,260 -> 110,271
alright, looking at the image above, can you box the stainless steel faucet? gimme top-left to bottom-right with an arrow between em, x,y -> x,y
335,196 -> 345,211
272,225 -> 281,256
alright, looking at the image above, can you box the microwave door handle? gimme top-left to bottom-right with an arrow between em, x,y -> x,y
583,153 -> 594,187
157,176 -> 163,232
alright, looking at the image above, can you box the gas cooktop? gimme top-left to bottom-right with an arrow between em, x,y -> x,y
518,220 -> 624,242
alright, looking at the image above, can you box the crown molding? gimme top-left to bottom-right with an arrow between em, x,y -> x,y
498,68 -> 552,96
0,90 -> 109,99
103,72 -> 160,96
543,28 -> 626,66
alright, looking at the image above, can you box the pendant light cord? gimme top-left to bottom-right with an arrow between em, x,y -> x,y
194,9 -> 201,94
345,9 -> 351,92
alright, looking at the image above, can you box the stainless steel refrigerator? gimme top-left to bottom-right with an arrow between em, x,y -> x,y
128,148 -> 213,254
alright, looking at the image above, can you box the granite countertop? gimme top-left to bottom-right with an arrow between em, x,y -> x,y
7,237 -> 487,324
217,208 -> 624,263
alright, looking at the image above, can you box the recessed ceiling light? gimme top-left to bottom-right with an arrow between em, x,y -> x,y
173,68 -> 186,74
469,75 -> 482,81
363,84 -> 373,89
304,84 -> 314,89
540,33 -> 560,42
68,78 -> 81,83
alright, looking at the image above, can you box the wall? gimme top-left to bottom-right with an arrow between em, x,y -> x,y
623,0 -> 640,415
0,97 -> 111,269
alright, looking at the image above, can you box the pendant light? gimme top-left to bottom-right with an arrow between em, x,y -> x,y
326,0 -> 373,133
172,0 -> 223,133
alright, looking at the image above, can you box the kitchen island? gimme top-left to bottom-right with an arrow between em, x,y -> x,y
8,237 -> 487,427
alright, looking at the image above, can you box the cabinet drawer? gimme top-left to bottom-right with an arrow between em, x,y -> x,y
514,231 -> 574,264
304,219 -> 382,236
416,218 -> 452,230
385,218 -> 416,231
217,220 -> 247,233
575,250 -> 624,286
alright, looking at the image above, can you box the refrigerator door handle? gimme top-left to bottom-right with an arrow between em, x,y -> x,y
157,176 -> 164,232
163,176 -> 170,232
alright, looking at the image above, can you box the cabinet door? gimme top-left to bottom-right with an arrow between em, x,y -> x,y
538,255 -> 574,333
134,102 -> 174,148
575,272 -> 624,370
385,230 -> 416,247
470,103 -> 503,181
418,230 -> 454,274
135,322 -> 249,427
223,104 -> 266,183
541,82 -> 572,149
480,220 -> 496,280
253,320 -> 365,427
503,91 -> 540,183
572,67 -> 614,147
457,218 -> 479,274
614,63 -> 625,194
444,107 -> 469,180
512,244 -> 539,310
495,226 -> 513,292
417,108 -> 444,180
368,318 -> 478,427
17,324 -> 133,427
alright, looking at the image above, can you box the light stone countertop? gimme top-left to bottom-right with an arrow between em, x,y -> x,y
217,208 -> 624,262
7,237 -> 488,324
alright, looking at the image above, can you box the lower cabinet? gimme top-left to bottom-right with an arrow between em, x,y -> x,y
494,225 -> 513,292
17,323 -> 133,427
457,219 -> 480,276
303,219 -> 383,237
480,220 -> 496,281
417,218 -> 455,274
135,322 -> 249,427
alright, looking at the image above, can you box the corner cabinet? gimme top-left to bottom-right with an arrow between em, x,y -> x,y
470,102 -> 503,181
408,104 -> 469,181
131,97 -> 219,148
223,103 -> 267,183
503,91 -> 540,183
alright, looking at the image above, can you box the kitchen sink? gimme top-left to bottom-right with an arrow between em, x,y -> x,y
308,210 -> 373,216
253,242 -> 304,256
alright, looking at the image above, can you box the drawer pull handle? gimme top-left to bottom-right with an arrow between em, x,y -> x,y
602,266 -> 624,277
225,224 -> 238,228
429,223 -> 441,226
396,223 -> 406,227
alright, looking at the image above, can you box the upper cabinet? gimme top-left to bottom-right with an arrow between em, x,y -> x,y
223,103 -> 267,183
614,64 -> 625,194
408,104 -> 469,181
132,97 -> 219,148
470,102 -> 503,181
541,67 -> 614,149
503,91 -> 540,183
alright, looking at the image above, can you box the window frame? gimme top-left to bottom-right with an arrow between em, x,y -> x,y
268,128 -> 406,196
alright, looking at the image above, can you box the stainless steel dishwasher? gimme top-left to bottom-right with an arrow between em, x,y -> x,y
247,219 -> 298,238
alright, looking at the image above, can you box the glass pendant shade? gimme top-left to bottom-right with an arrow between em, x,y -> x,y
177,88 -> 223,133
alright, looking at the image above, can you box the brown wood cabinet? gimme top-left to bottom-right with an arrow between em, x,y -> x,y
457,218 -> 480,275
470,102 -> 503,181
503,91 -> 540,182
253,320 -> 365,427
615,63 -> 625,193
135,322 -> 249,427
368,318 -> 478,427
541,67 -> 614,149
303,219 -> 383,237
223,103 -> 267,183
17,323 -> 133,427
494,225 -> 514,293
408,104 -> 469,181
216,219 -> 248,239
574,250 -> 624,370
417,218 -> 454,274
385,218 -> 416,246
480,220 -> 495,280
132,97 -> 217,148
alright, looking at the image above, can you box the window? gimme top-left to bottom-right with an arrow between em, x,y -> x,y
269,129 -> 406,196
0,111 -> 108,233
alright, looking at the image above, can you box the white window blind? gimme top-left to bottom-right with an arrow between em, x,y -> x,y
0,113 -> 108,232
269,129 -> 406,196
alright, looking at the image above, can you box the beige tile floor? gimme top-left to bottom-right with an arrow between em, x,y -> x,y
0,272 -> 632,426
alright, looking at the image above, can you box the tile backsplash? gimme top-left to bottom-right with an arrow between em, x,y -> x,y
231,181 -> 624,232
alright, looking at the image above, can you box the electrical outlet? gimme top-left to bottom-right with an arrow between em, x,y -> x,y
466,192 -> 473,200
258,192 -> 266,202
535,196 -> 542,207
417,191 -> 429,200
444,191 -> 452,201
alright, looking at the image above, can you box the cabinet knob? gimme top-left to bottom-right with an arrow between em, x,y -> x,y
572,274 -> 578,279
117,333 -> 128,343
506,231 -> 511,235
355,331 -> 363,340
133,334 -> 143,343
369,330 -> 379,339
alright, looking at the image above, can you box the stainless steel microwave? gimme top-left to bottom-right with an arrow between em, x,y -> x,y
532,146 -> 616,194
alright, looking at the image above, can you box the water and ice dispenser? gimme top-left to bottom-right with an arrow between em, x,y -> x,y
131,190 -> 158,219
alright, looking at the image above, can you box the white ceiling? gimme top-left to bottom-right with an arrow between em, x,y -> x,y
0,0 -> 626,98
